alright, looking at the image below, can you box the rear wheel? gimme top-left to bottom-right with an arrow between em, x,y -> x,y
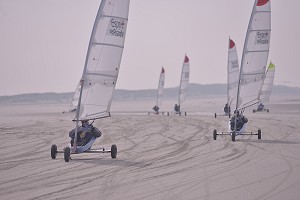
51,144 -> 57,159
258,129 -> 261,139
213,129 -> 217,140
111,144 -> 117,159
64,147 -> 70,162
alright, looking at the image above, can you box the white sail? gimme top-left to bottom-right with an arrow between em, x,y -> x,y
155,67 -> 165,107
227,38 -> 240,109
236,0 -> 271,110
259,62 -> 275,104
69,81 -> 81,112
76,0 -> 130,121
178,54 -> 190,106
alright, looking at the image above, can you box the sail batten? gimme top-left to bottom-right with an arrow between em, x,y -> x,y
93,42 -> 124,48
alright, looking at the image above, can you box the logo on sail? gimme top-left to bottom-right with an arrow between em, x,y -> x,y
107,18 -> 127,37
255,31 -> 270,45
231,60 -> 239,68
184,72 -> 189,79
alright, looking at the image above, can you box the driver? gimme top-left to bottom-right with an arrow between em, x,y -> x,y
69,120 -> 101,147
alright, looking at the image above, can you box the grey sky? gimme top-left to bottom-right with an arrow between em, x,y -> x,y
1,0 -> 300,96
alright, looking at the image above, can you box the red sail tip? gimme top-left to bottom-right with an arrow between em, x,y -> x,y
257,0 -> 269,6
161,67 -> 165,73
229,39 -> 235,49
184,55 -> 189,63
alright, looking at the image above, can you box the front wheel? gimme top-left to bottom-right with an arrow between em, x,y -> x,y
213,129 -> 217,140
64,147 -> 71,162
51,144 -> 57,159
111,144 -> 117,159
258,129 -> 261,139
231,131 -> 236,141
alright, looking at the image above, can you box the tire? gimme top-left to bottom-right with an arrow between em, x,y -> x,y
267,109 -> 269,113
253,110 -> 256,113
258,129 -> 261,139
214,113 -> 217,118
231,131 -> 236,141
51,144 -> 57,159
64,147 -> 70,162
213,129 -> 217,140
185,112 -> 187,116
111,144 -> 117,159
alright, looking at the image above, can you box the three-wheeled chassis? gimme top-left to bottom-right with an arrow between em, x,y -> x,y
213,129 -> 261,141
51,144 -> 117,162
213,122 -> 261,141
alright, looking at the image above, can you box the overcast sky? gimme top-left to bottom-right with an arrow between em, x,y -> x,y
1,0 -> 300,96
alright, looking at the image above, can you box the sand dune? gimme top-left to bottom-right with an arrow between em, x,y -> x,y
0,96 -> 300,200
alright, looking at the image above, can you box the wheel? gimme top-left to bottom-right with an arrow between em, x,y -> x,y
213,129 -> 217,140
258,129 -> 261,139
51,144 -> 57,159
185,112 -> 187,116
253,110 -> 256,113
214,113 -> 217,118
111,144 -> 117,159
267,109 -> 269,113
231,131 -> 236,141
64,147 -> 71,162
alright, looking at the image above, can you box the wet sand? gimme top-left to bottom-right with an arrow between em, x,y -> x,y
1,96 -> 300,200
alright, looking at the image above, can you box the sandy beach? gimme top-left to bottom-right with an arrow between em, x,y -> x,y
1,96 -> 300,200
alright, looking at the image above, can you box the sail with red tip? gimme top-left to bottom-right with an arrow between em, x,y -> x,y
178,54 -> 190,106
227,37 -> 240,109
236,0 -> 271,110
75,0 -> 130,121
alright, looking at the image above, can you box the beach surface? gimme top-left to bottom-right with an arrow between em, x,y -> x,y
1,96 -> 300,200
